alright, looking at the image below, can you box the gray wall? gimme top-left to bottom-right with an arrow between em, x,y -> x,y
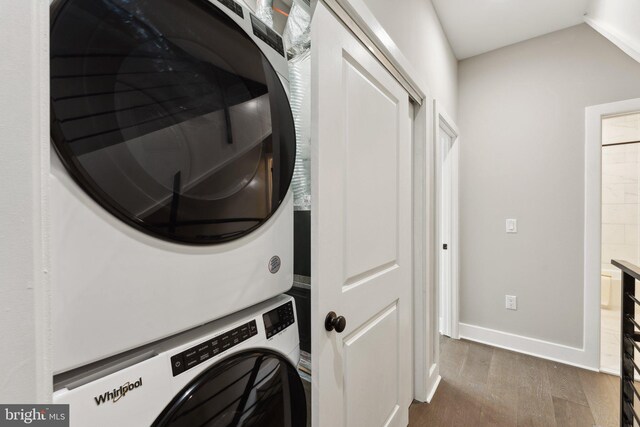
458,24 -> 640,347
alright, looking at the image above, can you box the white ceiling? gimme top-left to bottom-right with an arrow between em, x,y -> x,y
432,0 -> 591,59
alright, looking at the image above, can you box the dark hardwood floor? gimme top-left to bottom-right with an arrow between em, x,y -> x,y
409,337 -> 619,427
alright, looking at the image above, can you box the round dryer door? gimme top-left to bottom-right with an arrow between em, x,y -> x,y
50,0 -> 295,244
153,350 -> 307,427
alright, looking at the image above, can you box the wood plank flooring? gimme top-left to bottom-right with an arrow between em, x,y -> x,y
409,337 -> 620,427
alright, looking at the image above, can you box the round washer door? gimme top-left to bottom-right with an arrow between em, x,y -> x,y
50,0 -> 295,244
153,350 -> 307,427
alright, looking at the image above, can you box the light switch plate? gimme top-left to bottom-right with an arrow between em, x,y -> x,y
506,219 -> 517,233
506,295 -> 517,310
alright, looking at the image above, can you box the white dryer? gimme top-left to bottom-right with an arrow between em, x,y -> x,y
50,0 -> 296,373
53,295 -> 307,427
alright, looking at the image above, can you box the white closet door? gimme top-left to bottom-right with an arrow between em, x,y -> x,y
311,3 -> 413,426
438,129 -> 454,337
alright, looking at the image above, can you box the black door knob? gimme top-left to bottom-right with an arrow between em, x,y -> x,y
325,311 -> 347,333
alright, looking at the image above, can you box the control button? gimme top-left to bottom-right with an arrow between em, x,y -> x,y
184,348 -> 198,369
221,339 -> 232,351
185,357 -> 199,369
184,346 -> 199,368
171,354 -> 185,376
240,325 -> 250,340
198,343 -> 212,362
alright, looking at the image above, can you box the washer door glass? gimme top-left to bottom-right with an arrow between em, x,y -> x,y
153,350 -> 307,427
50,0 -> 295,244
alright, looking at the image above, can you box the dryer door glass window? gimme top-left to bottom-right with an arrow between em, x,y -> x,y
153,350 -> 307,427
50,0 -> 295,244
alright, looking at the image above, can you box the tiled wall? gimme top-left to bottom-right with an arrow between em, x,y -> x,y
601,114 -> 640,273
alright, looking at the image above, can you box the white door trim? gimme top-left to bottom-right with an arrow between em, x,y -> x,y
0,0 -> 51,402
585,97 -> 640,371
320,0 -> 429,104
412,94 -> 440,403
435,101 -> 460,340
320,0 -> 422,103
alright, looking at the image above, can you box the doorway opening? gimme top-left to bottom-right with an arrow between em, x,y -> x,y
600,112 -> 640,375
435,104 -> 460,341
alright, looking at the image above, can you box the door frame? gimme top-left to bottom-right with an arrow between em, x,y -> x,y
585,97 -> 640,372
434,101 -> 460,340
412,94 -> 439,403
0,0 -> 51,402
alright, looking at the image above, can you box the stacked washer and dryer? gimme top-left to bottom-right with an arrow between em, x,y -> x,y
49,0 -> 305,424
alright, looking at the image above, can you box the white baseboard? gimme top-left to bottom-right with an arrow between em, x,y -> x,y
425,374 -> 441,403
415,363 -> 441,403
600,367 -> 620,377
459,323 -> 599,371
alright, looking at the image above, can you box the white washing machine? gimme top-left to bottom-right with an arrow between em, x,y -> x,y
53,295 -> 307,427
50,0 -> 296,373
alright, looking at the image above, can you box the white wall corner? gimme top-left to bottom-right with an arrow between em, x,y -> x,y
584,16 -> 640,65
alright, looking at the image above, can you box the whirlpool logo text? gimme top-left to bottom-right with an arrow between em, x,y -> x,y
94,377 -> 142,406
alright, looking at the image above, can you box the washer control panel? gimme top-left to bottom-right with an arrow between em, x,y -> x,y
263,301 -> 295,339
170,320 -> 258,376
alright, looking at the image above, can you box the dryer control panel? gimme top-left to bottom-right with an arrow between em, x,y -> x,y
263,301 -> 295,339
170,320 -> 258,376
217,0 -> 244,18
250,14 -> 285,57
